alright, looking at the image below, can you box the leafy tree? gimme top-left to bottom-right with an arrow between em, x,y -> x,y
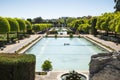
115,23 -> 120,34
102,13 -> 113,35
109,14 -> 116,33
7,18 -> 19,32
96,13 -> 111,35
96,16 -> 104,31
0,17 -> 10,42
80,24 -> 90,34
95,12 -> 120,36
27,18 -> 32,23
15,18 -> 26,32
0,17 -> 10,33
71,20 -> 84,31
41,60 -> 52,71
33,17 -> 43,23
77,18 -> 90,33
25,20 -> 32,34
67,17 -> 91,34
115,18 -> 120,33
66,17 -> 76,27
32,24 -> 41,33
32,23 -> 53,33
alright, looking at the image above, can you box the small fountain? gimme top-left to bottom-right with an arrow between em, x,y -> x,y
61,70 -> 87,80
57,27 -> 67,35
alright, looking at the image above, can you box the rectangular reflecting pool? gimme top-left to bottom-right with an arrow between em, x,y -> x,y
25,38 -> 108,71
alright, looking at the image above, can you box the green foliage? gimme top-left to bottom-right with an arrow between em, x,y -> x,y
96,12 -> 120,34
7,18 -> 19,32
49,30 -> 57,34
91,17 -> 97,35
0,53 -> 36,80
0,17 -> 10,33
38,72 -> 47,75
114,0 -> 120,12
41,60 -> 53,71
109,18 -> 116,32
55,34 -> 57,38
66,12 -> 120,35
66,17 -> 76,27
69,33 -> 73,38
33,17 -> 43,23
32,23 -> 53,33
61,71 -> 84,80
25,20 -> 32,30
16,18 -> 26,32
78,21 -> 90,34
45,34 -> 48,38
32,24 -> 41,32
115,22 -> 120,33
68,17 -> 91,34
74,20 -> 82,30
67,30 -> 74,34
27,18 -> 32,23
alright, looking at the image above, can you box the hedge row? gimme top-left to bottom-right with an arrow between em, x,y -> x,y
49,30 -> 57,34
0,53 -> 36,80
67,31 -> 75,34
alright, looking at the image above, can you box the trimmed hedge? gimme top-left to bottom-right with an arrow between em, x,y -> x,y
0,53 -> 36,80
67,31 -> 75,34
69,33 -> 73,38
49,30 -> 57,34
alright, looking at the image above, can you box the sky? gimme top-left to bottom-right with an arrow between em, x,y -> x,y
0,0 -> 115,19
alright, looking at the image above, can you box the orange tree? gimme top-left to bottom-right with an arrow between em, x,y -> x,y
0,17 -> 10,42
15,18 -> 26,39
25,20 -> 32,34
7,18 -> 19,39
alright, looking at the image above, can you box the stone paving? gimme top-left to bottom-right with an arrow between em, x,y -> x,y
35,71 -> 89,80
35,71 -> 63,80
0,34 -> 41,53
81,34 -> 120,52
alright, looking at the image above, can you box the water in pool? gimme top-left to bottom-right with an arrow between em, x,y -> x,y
25,38 -> 108,71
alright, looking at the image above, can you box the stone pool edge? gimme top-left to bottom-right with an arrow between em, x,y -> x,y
18,35 -> 44,54
83,36 -> 114,52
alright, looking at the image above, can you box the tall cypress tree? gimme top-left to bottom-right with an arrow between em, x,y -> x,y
114,0 -> 120,12
91,17 -> 97,36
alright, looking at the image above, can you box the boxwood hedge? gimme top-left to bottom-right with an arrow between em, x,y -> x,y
0,53 -> 36,80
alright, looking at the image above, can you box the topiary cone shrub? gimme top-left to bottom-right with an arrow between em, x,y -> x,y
0,53 -> 36,80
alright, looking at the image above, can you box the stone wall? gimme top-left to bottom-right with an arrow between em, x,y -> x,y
89,52 -> 120,80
